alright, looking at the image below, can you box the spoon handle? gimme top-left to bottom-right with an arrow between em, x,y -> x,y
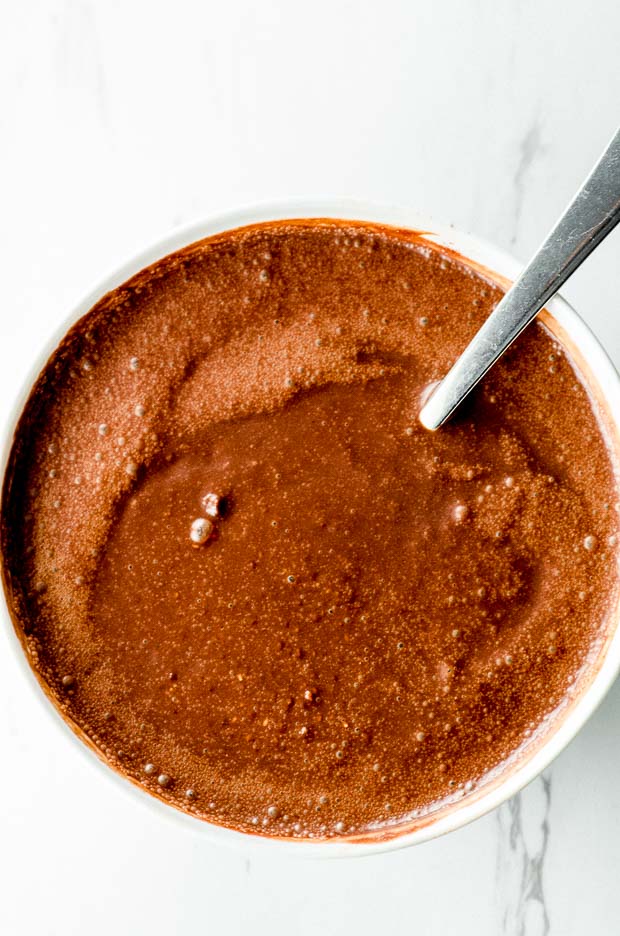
419,127 -> 620,431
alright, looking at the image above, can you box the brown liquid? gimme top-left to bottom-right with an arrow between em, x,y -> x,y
2,220 -> 618,840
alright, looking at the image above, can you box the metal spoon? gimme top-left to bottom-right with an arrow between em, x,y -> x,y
419,127 -> 620,431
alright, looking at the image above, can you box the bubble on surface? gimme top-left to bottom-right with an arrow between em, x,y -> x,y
190,518 -> 213,545
453,504 -> 469,523
201,492 -> 221,518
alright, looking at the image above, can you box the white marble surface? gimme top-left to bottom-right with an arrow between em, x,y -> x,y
1,2 -> 620,933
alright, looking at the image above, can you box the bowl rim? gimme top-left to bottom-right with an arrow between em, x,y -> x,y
2,196 -> 620,858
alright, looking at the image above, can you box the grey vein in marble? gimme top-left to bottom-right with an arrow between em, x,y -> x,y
496,773 -> 552,936
511,119 -> 545,246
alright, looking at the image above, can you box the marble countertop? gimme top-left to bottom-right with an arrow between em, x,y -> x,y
2,2 -> 620,934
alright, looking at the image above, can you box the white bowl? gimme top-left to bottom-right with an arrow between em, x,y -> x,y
2,198 -> 620,857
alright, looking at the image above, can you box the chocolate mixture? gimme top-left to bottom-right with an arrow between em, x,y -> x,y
2,220 -> 618,840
